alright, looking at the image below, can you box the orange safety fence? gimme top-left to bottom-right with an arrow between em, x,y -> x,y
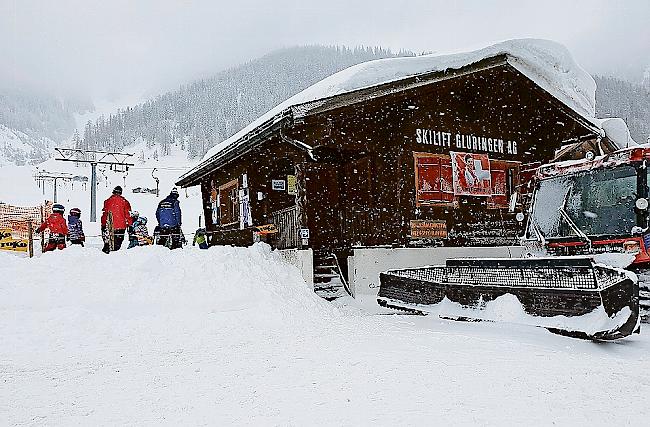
0,202 -> 53,239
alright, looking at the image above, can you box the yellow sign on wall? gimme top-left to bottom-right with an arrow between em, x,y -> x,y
287,175 -> 297,195
0,228 -> 29,252
255,224 -> 279,235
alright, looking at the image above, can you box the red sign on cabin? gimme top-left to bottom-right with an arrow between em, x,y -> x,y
415,152 -> 521,208
414,153 -> 453,205
450,151 -> 492,196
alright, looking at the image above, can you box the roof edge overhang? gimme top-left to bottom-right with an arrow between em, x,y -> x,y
176,112 -> 293,187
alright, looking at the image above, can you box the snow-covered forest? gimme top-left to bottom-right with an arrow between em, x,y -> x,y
0,90 -> 91,164
594,75 -> 650,143
74,52 -> 650,160
77,46 -> 414,159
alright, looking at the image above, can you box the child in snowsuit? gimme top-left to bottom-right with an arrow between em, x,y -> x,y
128,214 -> 153,248
36,204 -> 68,252
67,207 -> 85,246
192,228 -> 209,249
127,211 -> 140,249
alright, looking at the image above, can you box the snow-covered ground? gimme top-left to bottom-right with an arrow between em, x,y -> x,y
2,243 -> 650,425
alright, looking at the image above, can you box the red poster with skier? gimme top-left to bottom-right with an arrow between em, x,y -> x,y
451,151 -> 492,196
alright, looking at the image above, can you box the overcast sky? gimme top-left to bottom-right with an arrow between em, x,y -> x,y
1,0 -> 649,100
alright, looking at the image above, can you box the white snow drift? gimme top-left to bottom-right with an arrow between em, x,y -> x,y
3,244 -> 650,425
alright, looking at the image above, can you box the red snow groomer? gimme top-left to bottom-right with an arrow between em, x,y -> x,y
379,146 -> 649,340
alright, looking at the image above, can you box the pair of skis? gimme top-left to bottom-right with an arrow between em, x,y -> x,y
103,211 -> 115,251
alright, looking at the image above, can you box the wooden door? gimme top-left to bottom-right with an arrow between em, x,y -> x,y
304,164 -> 341,249
340,156 -> 376,246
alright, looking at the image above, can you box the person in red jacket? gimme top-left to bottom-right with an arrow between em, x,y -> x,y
101,186 -> 133,253
36,203 -> 68,252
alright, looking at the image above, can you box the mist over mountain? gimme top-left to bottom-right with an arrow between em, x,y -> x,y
79,46 -> 650,160
0,89 -> 92,142
77,45 -> 414,159
1,45 -> 649,168
0,89 -> 93,164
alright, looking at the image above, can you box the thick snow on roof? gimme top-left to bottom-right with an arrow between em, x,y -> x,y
198,38 -> 597,165
596,117 -> 638,148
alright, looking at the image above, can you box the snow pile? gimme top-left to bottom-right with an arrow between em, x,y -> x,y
426,294 -> 632,336
199,38 -> 597,164
592,252 -> 637,269
1,243 -> 335,325
3,245 -> 650,424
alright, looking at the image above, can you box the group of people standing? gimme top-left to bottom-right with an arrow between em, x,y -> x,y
36,185 -> 185,253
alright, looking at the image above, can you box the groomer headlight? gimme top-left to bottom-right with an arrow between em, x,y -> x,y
624,240 -> 641,254
636,198 -> 649,210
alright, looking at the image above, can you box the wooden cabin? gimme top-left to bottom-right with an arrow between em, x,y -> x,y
177,52 -> 609,295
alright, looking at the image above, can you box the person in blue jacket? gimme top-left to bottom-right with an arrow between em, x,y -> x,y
155,187 -> 183,249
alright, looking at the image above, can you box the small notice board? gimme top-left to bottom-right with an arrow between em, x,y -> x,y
409,220 -> 447,239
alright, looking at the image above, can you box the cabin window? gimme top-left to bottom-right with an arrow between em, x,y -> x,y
414,153 -> 454,205
219,179 -> 239,226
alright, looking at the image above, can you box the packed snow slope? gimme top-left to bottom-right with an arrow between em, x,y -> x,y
0,124 -> 55,166
3,244 -> 650,425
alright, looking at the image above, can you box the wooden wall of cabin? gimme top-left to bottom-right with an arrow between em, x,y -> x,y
199,137 -> 307,247
288,63 -> 598,248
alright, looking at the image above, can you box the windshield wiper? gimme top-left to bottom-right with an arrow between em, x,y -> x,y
558,190 -> 592,248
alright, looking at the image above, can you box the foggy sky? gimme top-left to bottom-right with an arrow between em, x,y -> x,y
1,0 -> 649,100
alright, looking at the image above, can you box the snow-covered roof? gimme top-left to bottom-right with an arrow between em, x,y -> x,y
596,117 -> 638,149
180,38 -> 635,184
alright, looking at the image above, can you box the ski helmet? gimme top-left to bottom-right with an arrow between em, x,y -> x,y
113,185 -> 123,195
53,204 -> 65,214
70,207 -> 81,217
171,187 -> 179,196
130,210 -> 139,219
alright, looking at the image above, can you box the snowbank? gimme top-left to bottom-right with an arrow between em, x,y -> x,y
3,244 -> 650,425
200,38 -> 597,163
424,294 -> 632,336
0,243 -> 335,324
